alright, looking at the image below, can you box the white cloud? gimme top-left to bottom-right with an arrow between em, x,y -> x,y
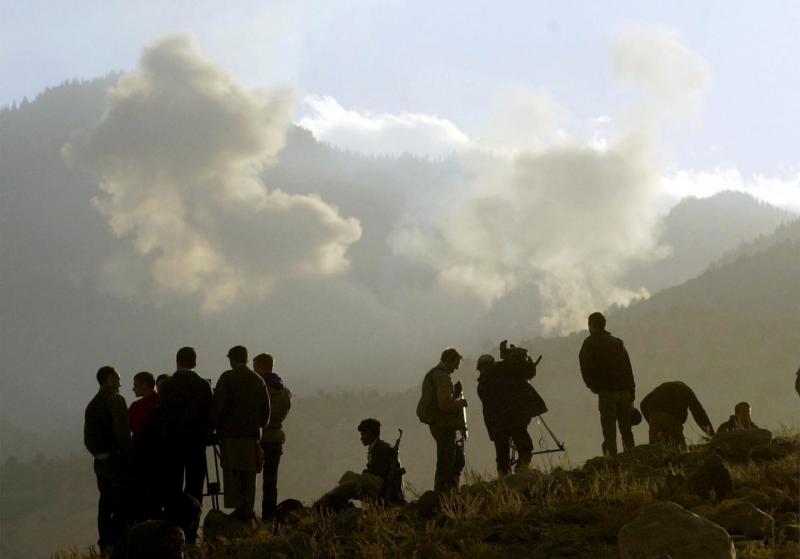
298,95 -> 469,158
64,34 -> 361,311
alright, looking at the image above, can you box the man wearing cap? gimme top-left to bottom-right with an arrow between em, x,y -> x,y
159,346 -> 213,532
579,312 -> 637,456
417,348 -> 467,492
212,346 -> 270,521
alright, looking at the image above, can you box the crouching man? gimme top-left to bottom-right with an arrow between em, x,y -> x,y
314,419 -> 398,511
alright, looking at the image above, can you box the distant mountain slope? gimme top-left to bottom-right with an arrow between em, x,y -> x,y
624,191 -> 794,293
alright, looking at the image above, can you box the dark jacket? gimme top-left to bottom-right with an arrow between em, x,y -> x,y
84,387 -> 132,456
579,331 -> 636,395
213,364 -> 270,439
717,415 -> 759,433
158,370 -> 213,447
478,359 -> 547,439
640,381 -> 713,434
364,439 -> 396,480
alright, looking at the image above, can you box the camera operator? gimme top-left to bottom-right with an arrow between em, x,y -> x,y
477,341 -> 546,475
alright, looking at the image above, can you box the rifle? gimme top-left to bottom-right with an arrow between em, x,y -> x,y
453,380 -> 468,447
383,429 -> 407,504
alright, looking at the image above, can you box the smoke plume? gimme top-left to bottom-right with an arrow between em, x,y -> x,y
64,34 -> 361,311
392,25 -> 710,334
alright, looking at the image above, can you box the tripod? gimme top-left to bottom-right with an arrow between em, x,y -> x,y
204,442 -> 224,510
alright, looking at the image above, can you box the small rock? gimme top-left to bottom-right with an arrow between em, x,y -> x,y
778,524 -> 800,541
618,501 -> 735,559
732,487 -> 771,510
716,501 -> 774,539
685,452 -> 732,501
502,471 -> 546,492
202,509 -> 257,541
710,429 -> 772,462
415,490 -> 437,517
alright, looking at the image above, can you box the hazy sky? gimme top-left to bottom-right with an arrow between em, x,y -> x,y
2,0 -> 799,178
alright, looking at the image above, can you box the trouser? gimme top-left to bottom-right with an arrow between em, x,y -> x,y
598,390 -> 635,456
165,442 -> 207,504
493,424 -> 534,475
93,455 -> 130,550
224,468 -> 257,518
260,442 -> 283,520
647,411 -> 686,447
314,471 -> 383,510
429,425 -> 465,492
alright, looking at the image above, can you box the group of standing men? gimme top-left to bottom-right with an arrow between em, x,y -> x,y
84,345 -> 291,556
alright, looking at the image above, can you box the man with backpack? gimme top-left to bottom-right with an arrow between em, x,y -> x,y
416,348 -> 467,492
314,418 -> 403,510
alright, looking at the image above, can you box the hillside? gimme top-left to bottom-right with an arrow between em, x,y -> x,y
54,435 -> 800,559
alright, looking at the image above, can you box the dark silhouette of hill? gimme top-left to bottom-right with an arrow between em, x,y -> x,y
624,191 -> 793,293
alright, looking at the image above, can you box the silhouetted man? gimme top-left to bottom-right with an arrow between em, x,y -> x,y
477,344 -> 546,475
159,346 -> 213,539
717,401 -> 759,433
640,381 -> 714,447
84,366 -> 133,556
579,312 -> 636,456
213,346 -> 270,521
253,353 -> 292,522
417,348 -> 467,492
314,419 -> 398,510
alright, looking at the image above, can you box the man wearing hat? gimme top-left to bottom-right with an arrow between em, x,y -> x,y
416,348 -> 467,492
212,346 -> 270,521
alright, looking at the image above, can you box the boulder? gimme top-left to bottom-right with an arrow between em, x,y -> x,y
748,437 -> 797,462
732,488 -> 771,510
618,501 -> 735,559
202,509 -> 258,541
685,452 -> 732,501
710,429 -> 772,462
716,501 -> 774,539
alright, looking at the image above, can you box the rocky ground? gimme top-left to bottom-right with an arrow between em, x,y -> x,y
56,429 -> 799,559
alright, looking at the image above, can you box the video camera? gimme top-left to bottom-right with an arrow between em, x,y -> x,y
499,340 -> 530,362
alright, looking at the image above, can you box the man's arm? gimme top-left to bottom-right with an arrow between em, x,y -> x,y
578,341 -> 597,392
620,344 -> 635,399
259,378 -> 271,429
211,374 -> 231,429
433,372 -> 464,412
688,392 -> 714,435
110,394 -> 133,455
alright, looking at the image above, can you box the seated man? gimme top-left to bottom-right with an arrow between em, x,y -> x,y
314,419 -> 399,510
640,381 -> 715,447
717,401 -> 759,432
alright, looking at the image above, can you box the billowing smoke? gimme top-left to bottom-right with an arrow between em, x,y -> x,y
64,34 -> 361,311
392,26 -> 709,334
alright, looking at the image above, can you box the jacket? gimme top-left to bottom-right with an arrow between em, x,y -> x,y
363,439 -> 397,480
717,415 -> 759,433
261,378 -> 291,444
419,363 -> 465,430
640,381 -> 713,433
478,359 -> 547,439
84,387 -> 132,457
579,331 -> 636,395
213,364 -> 270,439
158,370 -> 214,446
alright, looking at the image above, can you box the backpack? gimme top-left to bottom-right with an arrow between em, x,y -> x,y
416,368 -> 439,424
